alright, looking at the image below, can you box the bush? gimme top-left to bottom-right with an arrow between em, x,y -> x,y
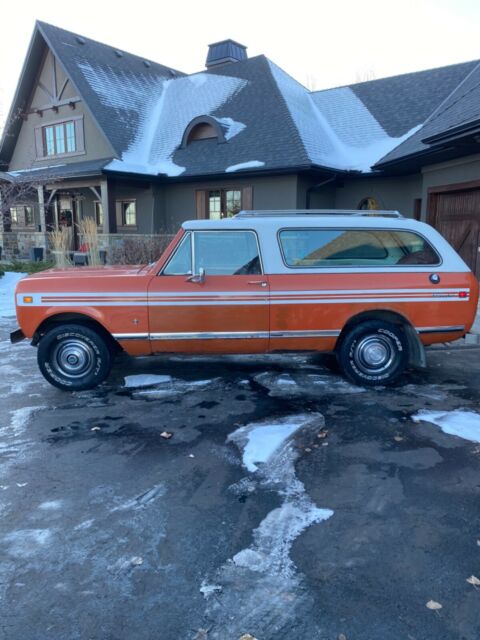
109,236 -> 172,265
0,259 -> 55,275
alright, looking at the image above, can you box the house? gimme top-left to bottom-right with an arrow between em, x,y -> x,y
1,21 -> 480,277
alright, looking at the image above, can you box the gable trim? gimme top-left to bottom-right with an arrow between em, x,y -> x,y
36,23 -> 118,158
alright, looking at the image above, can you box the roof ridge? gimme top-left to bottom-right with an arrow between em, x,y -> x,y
263,59 -> 313,166
312,58 -> 480,95
36,20 -> 185,76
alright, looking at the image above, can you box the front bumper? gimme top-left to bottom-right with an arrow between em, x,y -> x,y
10,328 -> 25,344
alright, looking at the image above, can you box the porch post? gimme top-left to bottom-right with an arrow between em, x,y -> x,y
37,186 -> 46,232
100,179 -> 116,234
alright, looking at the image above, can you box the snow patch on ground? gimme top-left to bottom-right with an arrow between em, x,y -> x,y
201,414 -> 333,635
413,410 -> 480,443
9,406 -> 47,435
2,529 -> 53,558
0,272 -> 27,317
225,160 -> 265,173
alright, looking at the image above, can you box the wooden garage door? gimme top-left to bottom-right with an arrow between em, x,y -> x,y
428,186 -> 480,279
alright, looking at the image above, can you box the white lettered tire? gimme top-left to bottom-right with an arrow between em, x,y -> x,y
37,324 -> 113,391
338,320 -> 409,386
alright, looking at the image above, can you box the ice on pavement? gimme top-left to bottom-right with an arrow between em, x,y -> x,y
232,420 -> 303,472
124,374 -> 173,388
201,413 -> 333,632
413,409 -> 480,443
228,414 -> 333,576
0,272 -> 27,317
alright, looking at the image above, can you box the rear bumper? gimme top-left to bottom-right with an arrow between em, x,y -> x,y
10,328 -> 25,344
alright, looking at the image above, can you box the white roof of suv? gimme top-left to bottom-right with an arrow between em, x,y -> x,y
181,209 -> 469,273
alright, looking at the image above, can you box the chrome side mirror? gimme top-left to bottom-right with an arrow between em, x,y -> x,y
186,267 -> 205,284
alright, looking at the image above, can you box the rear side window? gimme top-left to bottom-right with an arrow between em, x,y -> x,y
278,229 -> 440,267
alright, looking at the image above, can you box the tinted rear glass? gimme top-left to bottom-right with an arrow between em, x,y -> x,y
278,229 -> 440,267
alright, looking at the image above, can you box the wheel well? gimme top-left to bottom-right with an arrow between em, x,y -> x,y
32,313 -> 122,353
336,309 -> 426,370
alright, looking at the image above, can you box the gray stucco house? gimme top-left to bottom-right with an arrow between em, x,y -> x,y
1,21 -> 480,277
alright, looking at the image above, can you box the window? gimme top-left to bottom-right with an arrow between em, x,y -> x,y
163,233 -> 192,275
278,229 -> 440,268
194,231 -> 261,275
181,116 -> 225,148
94,202 -> 104,227
208,189 -> 242,219
43,121 -> 77,156
9,205 -> 34,228
187,123 -> 217,143
119,201 -> 137,227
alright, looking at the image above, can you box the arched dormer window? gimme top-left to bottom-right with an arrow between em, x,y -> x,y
181,116 -> 226,148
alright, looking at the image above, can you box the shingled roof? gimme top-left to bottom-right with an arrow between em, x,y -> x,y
2,21 -> 480,179
375,61 -> 480,167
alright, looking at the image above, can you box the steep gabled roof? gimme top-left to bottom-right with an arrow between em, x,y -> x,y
2,21 -> 480,179
375,61 -> 480,167
0,21 -> 184,166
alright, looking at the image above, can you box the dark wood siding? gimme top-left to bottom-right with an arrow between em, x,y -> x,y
428,180 -> 480,278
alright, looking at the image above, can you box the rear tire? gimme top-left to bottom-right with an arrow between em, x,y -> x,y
37,323 -> 113,391
338,320 -> 408,386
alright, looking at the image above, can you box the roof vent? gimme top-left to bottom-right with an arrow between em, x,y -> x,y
114,50 -> 123,58
206,39 -> 247,68
143,60 -> 151,68
76,36 -> 86,45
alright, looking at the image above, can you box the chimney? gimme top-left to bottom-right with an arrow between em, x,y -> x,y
206,39 -> 247,68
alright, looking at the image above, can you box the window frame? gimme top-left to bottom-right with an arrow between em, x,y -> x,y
43,120 -> 77,156
9,204 -> 35,229
118,199 -> 137,228
34,115 -> 85,160
160,229 -> 264,276
277,226 -> 442,270
94,201 -> 104,227
207,188 -> 243,219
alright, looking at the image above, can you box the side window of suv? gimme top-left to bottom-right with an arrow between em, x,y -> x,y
279,229 -> 440,267
163,232 -> 192,275
194,231 -> 262,275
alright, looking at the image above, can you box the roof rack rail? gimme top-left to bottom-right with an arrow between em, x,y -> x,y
234,209 -> 404,219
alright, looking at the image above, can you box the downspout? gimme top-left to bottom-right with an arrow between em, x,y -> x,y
306,175 -> 337,209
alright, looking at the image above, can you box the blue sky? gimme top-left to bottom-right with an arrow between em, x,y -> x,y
1,0 -> 480,124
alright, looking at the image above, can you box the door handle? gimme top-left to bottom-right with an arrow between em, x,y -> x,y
248,281 -> 267,287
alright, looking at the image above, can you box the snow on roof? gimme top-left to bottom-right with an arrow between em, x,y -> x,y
78,60 -> 248,176
225,160 -> 265,172
269,61 -> 421,172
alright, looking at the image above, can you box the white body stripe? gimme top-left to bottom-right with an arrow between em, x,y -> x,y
16,288 -> 470,308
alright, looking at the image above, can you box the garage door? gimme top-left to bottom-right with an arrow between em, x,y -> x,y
428,187 -> 480,279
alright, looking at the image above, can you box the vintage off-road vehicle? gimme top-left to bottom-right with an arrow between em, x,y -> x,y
11,210 -> 479,390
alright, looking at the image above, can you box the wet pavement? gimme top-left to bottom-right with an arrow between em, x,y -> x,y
1,315 -> 480,640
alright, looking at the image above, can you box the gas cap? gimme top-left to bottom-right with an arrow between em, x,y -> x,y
429,273 -> 441,284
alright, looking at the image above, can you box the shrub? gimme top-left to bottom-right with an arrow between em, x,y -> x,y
0,259 -> 55,275
109,236 -> 172,265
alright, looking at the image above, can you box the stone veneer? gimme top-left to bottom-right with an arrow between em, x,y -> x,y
0,231 -> 48,260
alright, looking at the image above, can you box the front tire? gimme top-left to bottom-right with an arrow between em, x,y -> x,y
37,324 -> 113,391
338,320 -> 408,386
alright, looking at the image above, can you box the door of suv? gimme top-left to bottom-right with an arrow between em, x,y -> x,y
148,229 -> 269,353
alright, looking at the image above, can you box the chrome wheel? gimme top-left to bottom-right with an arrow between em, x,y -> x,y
352,334 -> 396,375
52,339 -> 96,379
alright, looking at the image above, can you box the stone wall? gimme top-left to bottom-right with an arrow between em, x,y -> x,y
0,231 -> 48,260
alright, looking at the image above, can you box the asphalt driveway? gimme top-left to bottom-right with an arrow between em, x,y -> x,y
1,314 -> 480,640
